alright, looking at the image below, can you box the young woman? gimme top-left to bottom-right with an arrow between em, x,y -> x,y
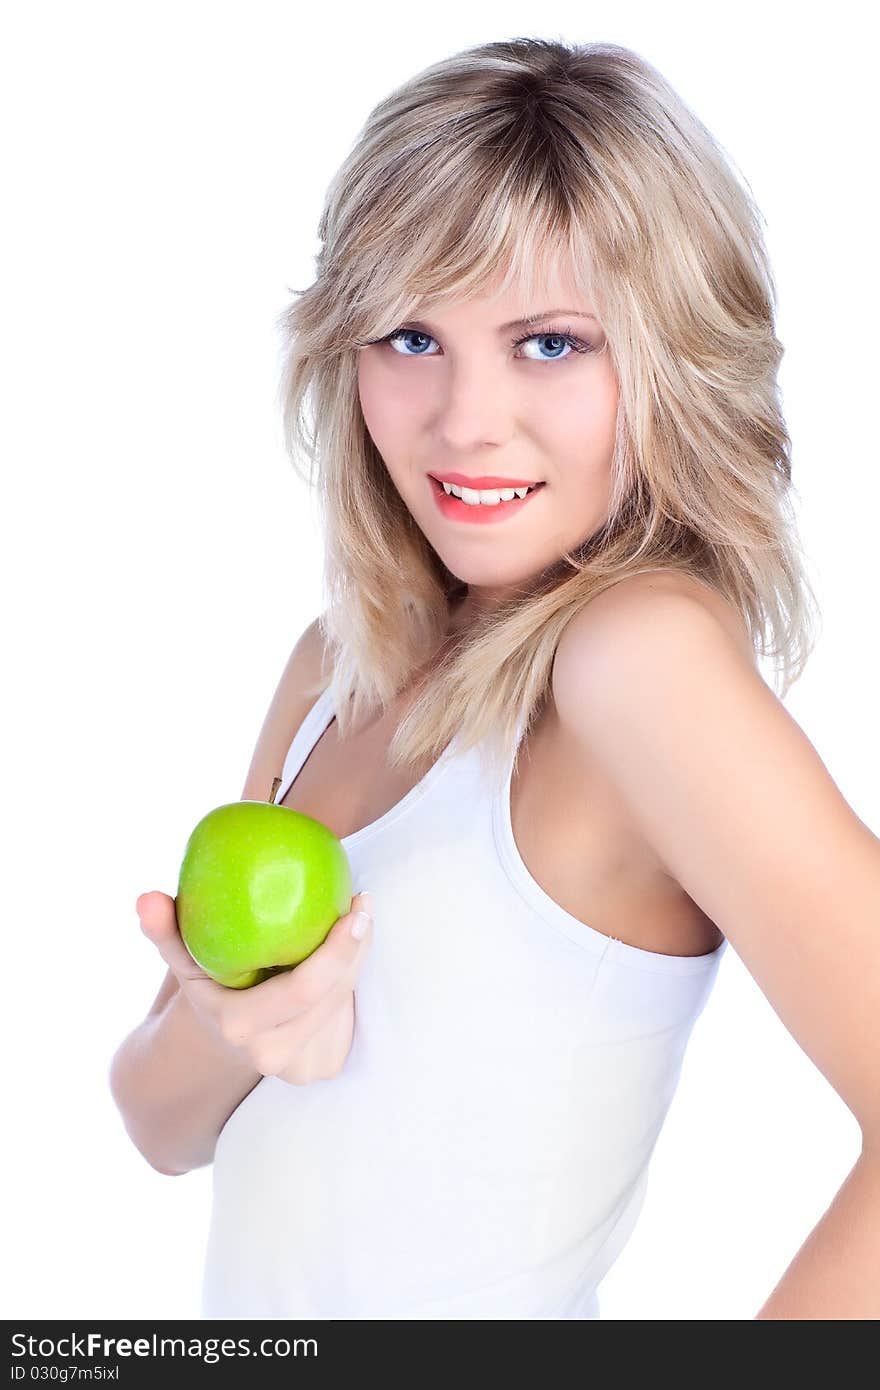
110,37 -> 880,1320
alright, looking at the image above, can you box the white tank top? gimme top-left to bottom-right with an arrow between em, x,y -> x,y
201,684 -> 727,1320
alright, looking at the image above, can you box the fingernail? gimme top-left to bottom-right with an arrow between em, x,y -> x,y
359,891 -> 373,916
350,911 -> 371,940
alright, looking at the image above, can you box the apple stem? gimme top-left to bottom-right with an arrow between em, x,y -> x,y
269,776 -> 282,805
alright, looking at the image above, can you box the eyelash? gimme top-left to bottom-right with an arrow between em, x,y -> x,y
374,323 -> 595,361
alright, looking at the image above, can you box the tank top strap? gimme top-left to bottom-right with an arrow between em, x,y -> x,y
272,683 -> 526,812
273,686 -> 336,805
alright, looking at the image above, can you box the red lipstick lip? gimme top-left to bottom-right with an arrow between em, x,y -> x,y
428,472 -> 544,489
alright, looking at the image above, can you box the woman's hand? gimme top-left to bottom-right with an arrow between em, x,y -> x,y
135,889 -> 374,1085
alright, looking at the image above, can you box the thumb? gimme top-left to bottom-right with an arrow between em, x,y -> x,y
136,891 -> 176,940
136,890 -> 210,983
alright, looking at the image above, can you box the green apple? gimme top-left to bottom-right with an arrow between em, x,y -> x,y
175,801 -> 352,989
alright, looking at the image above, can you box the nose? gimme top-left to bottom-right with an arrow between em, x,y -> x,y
434,359 -> 514,453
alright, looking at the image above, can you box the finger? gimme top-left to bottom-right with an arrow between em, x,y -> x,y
227,893 -> 373,1034
137,891 -> 244,1031
261,987 -> 355,1083
258,970 -> 353,1050
136,891 -> 219,986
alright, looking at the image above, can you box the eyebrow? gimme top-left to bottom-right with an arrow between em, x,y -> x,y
405,309 -> 599,334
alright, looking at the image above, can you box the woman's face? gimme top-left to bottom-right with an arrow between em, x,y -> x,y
356,269 -> 620,615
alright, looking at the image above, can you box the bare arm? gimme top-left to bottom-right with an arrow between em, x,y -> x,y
553,578 -> 880,1316
108,614 -> 342,1176
108,984 -> 263,1175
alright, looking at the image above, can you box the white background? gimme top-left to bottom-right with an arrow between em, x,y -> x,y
3,0 -> 876,1322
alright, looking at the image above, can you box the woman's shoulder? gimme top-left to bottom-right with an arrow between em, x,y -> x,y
543,570 -> 757,896
552,569 -> 755,702
240,612 -> 333,802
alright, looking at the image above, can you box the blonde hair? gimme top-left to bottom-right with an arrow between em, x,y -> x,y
276,36 -> 820,793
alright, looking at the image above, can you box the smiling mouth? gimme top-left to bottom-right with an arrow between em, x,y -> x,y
429,476 -> 546,503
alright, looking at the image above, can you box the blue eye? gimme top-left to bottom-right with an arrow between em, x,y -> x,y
509,327 -> 592,361
386,330 -> 436,357
378,324 -> 594,362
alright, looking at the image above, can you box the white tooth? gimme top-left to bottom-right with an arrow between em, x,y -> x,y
442,481 -> 530,505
